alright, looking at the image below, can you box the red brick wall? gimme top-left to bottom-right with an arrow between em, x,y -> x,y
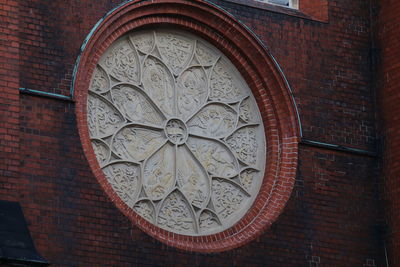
300,0 -> 328,22
0,0 -> 20,201
218,0 -> 376,151
377,0 -> 400,265
0,0 -> 385,265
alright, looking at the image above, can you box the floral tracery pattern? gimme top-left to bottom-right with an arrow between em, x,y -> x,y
87,29 -> 266,236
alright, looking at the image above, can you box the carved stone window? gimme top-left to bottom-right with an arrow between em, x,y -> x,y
75,0 -> 300,252
87,29 -> 266,236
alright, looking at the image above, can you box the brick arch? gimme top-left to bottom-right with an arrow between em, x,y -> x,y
74,0 -> 300,252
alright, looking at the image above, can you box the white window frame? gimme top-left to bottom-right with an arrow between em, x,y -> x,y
257,0 -> 299,9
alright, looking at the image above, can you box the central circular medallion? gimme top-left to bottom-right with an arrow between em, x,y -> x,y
165,118 -> 187,145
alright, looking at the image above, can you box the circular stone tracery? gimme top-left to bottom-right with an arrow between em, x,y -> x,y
87,29 -> 266,236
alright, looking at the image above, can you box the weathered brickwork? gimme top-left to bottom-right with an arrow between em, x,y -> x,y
0,0 -> 389,265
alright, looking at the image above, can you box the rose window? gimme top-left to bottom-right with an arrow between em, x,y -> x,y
87,29 -> 266,236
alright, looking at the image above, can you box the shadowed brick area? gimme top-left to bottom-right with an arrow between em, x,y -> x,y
377,0 -> 400,265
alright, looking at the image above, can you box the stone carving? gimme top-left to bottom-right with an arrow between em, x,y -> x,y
239,97 -> 257,123
177,146 -> 209,208
165,119 -> 188,145
195,41 -> 218,66
177,67 -> 208,120
199,210 -> 220,233
103,162 -> 140,208
102,39 -> 140,83
240,168 -> 259,192
143,144 -> 175,200
91,139 -> 110,166
129,31 -> 154,54
91,65 -> 110,93
158,190 -> 196,233
87,29 -> 266,236
87,92 -> 125,138
112,126 -> 164,162
187,137 -> 238,178
187,103 -> 237,138
212,178 -> 247,221
142,56 -> 175,116
133,200 -> 155,223
226,126 -> 259,166
111,84 -> 163,125
157,31 -> 194,75
210,59 -> 246,102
